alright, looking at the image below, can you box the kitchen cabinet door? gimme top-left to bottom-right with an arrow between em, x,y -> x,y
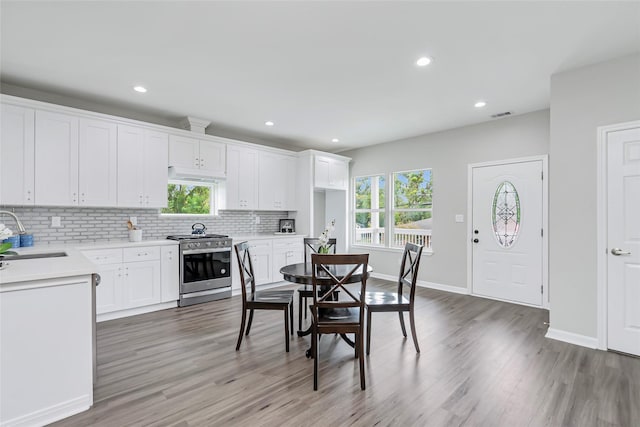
161,246 -> 179,303
78,118 -> 117,206
34,110 -> 79,205
226,145 -> 258,210
283,155 -> 297,210
199,139 -> 226,177
247,240 -> 272,285
117,125 -> 145,207
123,260 -> 161,308
272,238 -> 303,280
0,104 -> 35,205
168,134 -> 200,171
142,130 -> 168,208
314,156 -> 349,190
94,263 -> 123,314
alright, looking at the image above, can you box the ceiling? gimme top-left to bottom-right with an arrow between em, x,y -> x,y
1,1 -> 639,153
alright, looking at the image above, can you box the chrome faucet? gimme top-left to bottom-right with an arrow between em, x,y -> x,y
0,210 -> 26,234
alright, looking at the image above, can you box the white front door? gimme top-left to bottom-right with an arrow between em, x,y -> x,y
472,160 -> 543,306
607,127 -> 640,356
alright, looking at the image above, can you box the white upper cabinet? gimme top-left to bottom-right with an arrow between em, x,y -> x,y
226,145 -> 258,210
258,152 -> 297,211
314,155 -> 349,190
169,135 -> 225,178
78,118 -> 118,206
34,110 -> 79,206
0,104 -> 35,205
117,125 -> 168,208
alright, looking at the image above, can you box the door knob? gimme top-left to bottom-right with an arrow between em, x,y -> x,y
473,238 -> 479,243
611,248 -> 631,256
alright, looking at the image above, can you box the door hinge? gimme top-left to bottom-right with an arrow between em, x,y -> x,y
541,285 -> 543,294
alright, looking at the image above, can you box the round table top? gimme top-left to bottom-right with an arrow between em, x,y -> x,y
280,262 -> 373,285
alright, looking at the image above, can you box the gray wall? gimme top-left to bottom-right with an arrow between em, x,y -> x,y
341,109 -> 550,288
549,53 -> 640,338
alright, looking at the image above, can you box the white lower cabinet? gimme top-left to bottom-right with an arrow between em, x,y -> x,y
82,243 -> 178,320
232,237 -> 304,291
272,238 -> 303,280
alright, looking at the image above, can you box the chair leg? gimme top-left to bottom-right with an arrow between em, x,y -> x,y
304,296 -> 308,319
313,324 -> 318,390
284,309 -> 290,352
290,301 -> 294,335
245,309 -> 254,336
354,333 -> 359,358
366,309 -> 372,355
358,330 -> 366,390
298,293 -> 303,330
409,308 -> 420,353
398,311 -> 407,337
236,309 -> 247,351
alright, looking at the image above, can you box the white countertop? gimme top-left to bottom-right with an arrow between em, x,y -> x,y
0,239 -> 177,286
0,247 -> 97,286
230,233 -> 305,241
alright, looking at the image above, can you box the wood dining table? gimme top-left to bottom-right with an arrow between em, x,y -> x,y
280,261 -> 373,356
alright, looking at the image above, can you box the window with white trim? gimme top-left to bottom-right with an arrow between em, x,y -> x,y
161,180 -> 218,215
353,175 -> 386,246
392,169 -> 432,248
352,169 -> 432,250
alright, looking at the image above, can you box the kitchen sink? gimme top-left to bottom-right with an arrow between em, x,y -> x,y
0,251 -> 68,261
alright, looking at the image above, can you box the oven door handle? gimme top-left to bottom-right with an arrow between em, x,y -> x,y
182,248 -> 231,255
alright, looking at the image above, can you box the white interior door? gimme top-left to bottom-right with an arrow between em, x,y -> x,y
607,127 -> 640,356
472,160 -> 543,306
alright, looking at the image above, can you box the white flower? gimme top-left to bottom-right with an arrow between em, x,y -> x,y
0,224 -> 13,239
318,219 -> 336,249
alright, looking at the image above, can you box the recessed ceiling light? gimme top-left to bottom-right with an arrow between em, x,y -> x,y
133,86 -> 147,93
265,121 -> 275,126
474,101 -> 487,108
331,138 -> 340,143
416,57 -> 432,67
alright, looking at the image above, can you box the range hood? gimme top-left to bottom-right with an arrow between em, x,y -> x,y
168,166 -> 224,182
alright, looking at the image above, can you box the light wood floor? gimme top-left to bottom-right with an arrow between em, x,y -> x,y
53,279 -> 640,427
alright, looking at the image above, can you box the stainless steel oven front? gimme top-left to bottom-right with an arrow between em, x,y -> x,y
177,237 -> 232,306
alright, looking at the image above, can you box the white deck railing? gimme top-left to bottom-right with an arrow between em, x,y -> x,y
354,227 -> 431,248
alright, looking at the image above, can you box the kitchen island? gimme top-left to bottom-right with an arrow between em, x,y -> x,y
0,248 -> 97,427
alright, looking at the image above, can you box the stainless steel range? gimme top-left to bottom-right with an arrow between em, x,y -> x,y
167,233 -> 233,307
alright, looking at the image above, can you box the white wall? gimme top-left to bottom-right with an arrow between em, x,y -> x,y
341,109 -> 549,288
549,53 -> 640,338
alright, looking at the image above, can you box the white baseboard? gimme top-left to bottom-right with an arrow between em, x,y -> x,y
545,327 -> 598,349
97,301 -> 177,322
1,394 -> 91,427
369,273 -> 469,295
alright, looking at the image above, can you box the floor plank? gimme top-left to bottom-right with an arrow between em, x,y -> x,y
51,279 -> 640,427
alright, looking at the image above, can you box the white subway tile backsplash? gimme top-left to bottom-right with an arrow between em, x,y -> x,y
0,207 -> 290,245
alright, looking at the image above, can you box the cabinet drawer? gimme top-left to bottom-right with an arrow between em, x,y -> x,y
82,248 -> 123,265
123,246 -> 161,262
273,238 -> 302,250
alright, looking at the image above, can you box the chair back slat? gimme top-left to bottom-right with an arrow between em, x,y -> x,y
397,242 -> 423,302
304,238 -> 337,263
311,253 -> 369,313
234,241 -> 255,299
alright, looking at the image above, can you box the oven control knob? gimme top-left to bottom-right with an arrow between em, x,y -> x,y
221,269 -> 226,274
206,242 -> 212,247
196,242 -> 201,248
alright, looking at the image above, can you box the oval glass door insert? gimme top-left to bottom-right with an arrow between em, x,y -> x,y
492,181 -> 521,248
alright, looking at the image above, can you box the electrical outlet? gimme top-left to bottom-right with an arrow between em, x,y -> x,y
51,216 -> 62,228
129,216 -> 137,226
455,214 -> 464,223
255,216 -> 261,225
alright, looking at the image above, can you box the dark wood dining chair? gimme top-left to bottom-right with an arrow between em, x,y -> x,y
311,253 -> 369,390
235,241 -> 294,352
365,242 -> 423,355
297,238 -> 337,330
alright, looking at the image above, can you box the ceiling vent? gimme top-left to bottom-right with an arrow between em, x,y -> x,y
491,111 -> 512,119
179,116 -> 211,134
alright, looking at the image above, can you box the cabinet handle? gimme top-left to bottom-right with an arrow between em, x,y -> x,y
200,158 -> 205,167
26,190 -> 31,201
